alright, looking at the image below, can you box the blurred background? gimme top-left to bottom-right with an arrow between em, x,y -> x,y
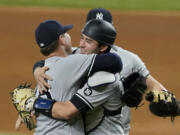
0,0 -> 180,135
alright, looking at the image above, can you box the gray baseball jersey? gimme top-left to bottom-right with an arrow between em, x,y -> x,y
73,45 -> 149,135
72,73 -> 125,135
35,54 -> 96,135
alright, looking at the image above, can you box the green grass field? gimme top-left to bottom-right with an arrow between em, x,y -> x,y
0,0 -> 180,11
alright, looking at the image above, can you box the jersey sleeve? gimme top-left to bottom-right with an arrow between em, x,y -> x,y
70,80 -> 120,113
90,53 -> 122,76
132,54 -> 149,77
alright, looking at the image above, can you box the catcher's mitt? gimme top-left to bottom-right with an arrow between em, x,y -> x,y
146,90 -> 180,121
121,72 -> 147,108
10,83 -> 36,130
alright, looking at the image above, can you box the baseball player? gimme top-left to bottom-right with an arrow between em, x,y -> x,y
77,8 -> 171,135
33,8 -> 172,135
21,19 -> 123,135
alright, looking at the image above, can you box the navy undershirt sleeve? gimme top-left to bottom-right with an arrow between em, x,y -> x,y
33,60 -> 45,73
70,94 -> 92,113
89,53 -> 123,76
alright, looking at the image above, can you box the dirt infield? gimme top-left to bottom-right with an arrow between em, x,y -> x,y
0,6 -> 180,135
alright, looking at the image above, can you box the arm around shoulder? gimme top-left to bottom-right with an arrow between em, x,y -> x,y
90,53 -> 122,76
34,98 -> 79,121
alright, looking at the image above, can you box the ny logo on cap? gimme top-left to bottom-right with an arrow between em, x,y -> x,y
96,12 -> 103,20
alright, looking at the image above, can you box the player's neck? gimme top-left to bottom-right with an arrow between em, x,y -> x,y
47,47 -> 67,58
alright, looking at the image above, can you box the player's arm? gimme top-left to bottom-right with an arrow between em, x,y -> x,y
25,85 -> 109,121
33,53 -> 122,91
33,53 -> 122,74
133,54 -> 179,118
34,83 -> 116,120
26,72 -> 121,120
120,52 -> 166,107
130,53 -> 166,92
23,98 -> 79,121
51,101 -> 78,120
146,75 -> 167,91
145,74 -> 170,101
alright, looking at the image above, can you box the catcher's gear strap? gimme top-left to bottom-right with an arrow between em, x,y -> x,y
34,98 -> 56,118
88,71 -> 116,88
40,91 -> 52,99
72,47 -> 80,54
87,107 -> 122,134
87,115 -> 105,134
103,107 -> 122,116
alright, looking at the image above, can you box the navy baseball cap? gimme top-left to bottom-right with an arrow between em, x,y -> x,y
86,8 -> 113,23
35,20 -> 73,48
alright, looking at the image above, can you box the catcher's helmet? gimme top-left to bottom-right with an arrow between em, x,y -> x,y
81,19 -> 116,48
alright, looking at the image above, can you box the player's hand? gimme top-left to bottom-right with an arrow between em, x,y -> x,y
62,33 -> 72,55
15,112 -> 35,130
15,114 -> 23,130
34,66 -> 53,93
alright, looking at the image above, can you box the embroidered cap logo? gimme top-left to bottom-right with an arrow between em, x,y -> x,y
96,12 -> 103,20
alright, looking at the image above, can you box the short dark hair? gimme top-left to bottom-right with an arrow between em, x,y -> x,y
40,40 -> 59,56
98,43 -> 111,53
104,46 -> 111,53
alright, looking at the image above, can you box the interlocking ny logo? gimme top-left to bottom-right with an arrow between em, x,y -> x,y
96,12 -> 103,20
84,88 -> 92,96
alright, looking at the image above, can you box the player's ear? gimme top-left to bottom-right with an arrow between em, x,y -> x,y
58,34 -> 65,45
99,44 -> 108,53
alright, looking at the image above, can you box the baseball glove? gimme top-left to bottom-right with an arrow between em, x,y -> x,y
10,83 -> 36,130
146,90 -> 180,120
121,72 -> 147,108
